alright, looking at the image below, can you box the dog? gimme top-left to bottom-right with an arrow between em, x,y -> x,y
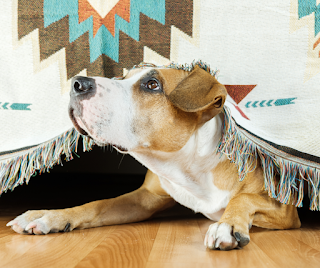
7,64 -> 301,250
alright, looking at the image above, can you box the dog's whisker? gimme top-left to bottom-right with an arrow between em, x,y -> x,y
118,154 -> 126,169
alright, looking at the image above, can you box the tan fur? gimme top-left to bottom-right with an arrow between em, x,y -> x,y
130,67 -> 226,152
157,69 -> 189,95
168,66 -> 227,114
11,170 -> 175,235
131,68 -> 199,152
212,159 -> 300,235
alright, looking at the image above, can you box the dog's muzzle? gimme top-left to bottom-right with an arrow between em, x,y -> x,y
69,76 -> 97,137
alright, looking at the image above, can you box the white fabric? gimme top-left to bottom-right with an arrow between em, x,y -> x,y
169,0 -> 320,157
0,1 -> 73,154
1,0 -> 319,159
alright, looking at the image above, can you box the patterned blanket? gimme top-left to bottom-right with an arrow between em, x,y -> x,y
1,0 -> 320,209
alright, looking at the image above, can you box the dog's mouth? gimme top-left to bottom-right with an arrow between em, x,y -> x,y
91,141 -> 128,153
69,108 -> 129,153
69,108 -> 89,136
111,144 -> 128,153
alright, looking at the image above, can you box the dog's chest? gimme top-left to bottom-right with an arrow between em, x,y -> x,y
158,172 -> 230,220
131,115 -> 230,220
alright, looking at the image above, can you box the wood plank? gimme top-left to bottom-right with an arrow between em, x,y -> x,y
252,229 -> 320,268
1,226 -> 116,268
1,205 -> 320,268
75,221 -> 160,268
287,227 -> 320,251
146,262 -> 210,268
0,232 -> 56,267
146,217 -> 213,267
0,216 -> 14,239
197,218 -> 278,268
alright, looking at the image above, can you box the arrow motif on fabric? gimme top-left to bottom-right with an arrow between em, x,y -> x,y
259,100 -> 266,107
1,102 -> 9,109
245,98 -> 296,108
252,101 -> 259,108
0,102 -> 31,110
266,100 -> 273,107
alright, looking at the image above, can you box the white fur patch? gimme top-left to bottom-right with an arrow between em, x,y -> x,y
131,114 -> 231,219
205,222 -> 238,250
77,70 -> 150,150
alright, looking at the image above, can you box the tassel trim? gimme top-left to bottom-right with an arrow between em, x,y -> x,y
217,107 -> 320,210
0,128 -> 94,195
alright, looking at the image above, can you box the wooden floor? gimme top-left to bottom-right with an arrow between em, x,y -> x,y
1,172 -> 320,268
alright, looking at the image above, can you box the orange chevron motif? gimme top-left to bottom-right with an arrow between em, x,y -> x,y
78,0 -> 130,36
18,0 -> 192,80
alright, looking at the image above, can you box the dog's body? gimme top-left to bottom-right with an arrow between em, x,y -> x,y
7,65 -> 301,250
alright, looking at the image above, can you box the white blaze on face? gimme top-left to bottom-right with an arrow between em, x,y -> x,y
76,70 -> 149,151
79,77 -> 134,149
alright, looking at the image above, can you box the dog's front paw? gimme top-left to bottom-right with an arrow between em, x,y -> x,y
204,222 -> 250,250
7,210 -> 73,235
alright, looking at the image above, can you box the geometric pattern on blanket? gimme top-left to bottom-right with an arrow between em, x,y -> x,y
17,0 -> 193,81
1,0 -> 320,211
1,0 -> 194,194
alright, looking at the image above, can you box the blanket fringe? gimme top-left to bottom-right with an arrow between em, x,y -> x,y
0,128 -> 94,195
217,108 -> 320,210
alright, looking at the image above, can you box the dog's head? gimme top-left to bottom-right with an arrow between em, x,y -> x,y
68,65 -> 227,153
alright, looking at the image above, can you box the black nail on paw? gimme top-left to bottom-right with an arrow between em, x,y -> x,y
63,223 -> 71,232
234,232 -> 250,247
234,232 -> 241,242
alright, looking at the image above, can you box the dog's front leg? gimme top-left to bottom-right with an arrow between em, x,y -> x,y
7,170 -> 175,235
204,193 -> 300,250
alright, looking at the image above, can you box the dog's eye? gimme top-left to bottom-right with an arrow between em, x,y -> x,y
145,79 -> 160,91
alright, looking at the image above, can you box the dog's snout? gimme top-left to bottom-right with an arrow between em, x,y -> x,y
72,76 -> 96,94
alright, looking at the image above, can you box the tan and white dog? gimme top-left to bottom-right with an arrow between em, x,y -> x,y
7,65 -> 301,250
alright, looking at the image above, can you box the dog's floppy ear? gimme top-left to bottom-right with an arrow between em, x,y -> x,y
168,66 -> 227,120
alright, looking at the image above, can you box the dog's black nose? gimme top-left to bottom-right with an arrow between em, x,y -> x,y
72,76 -> 96,94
